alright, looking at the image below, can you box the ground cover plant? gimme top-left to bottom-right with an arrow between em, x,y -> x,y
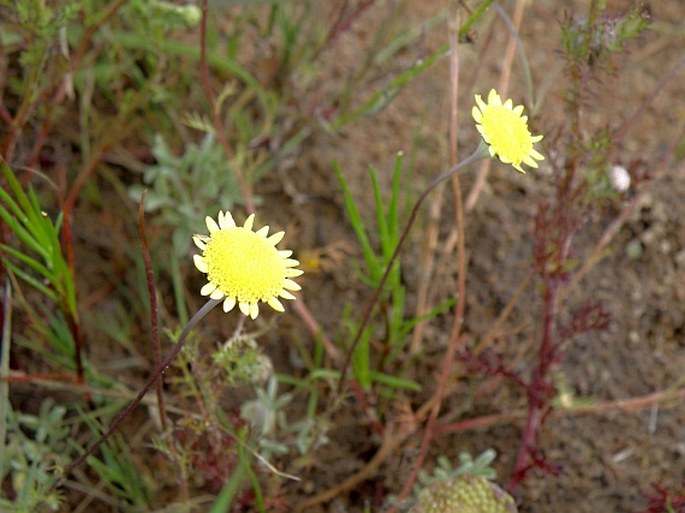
2,0 -> 685,512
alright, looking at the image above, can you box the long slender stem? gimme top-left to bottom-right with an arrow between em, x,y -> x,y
336,144 -> 487,394
138,194 -> 167,431
395,10 -> 469,500
58,299 -> 221,484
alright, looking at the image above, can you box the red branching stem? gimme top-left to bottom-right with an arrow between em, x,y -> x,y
509,276 -> 558,491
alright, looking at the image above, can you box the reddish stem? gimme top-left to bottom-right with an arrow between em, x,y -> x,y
138,193 -> 167,431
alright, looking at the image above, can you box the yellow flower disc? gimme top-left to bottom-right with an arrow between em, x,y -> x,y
193,211 -> 303,319
472,89 -> 544,173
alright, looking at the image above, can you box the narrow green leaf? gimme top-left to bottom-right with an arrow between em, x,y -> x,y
0,204 -> 48,259
0,243 -> 54,280
2,260 -> 58,302
369,371 -> 421,392
26,186 -> 57,251
0,178 -> 29,226
333,161 -> 381,281
458,0 -> 496,40
399,296 -> 458,338
208,463 -> 246,513
0,162 -> 43,233
352,327 -> 372,389
333,43 -> 449,129
387,151 -> 404,247
368,165 -> 390,259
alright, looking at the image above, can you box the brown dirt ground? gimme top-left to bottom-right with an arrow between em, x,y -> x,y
13,1 -> 683,512
271,0 -> 685,512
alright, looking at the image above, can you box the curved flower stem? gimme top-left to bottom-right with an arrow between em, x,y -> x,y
58,298 -> 221,484
336,143 -> 488,394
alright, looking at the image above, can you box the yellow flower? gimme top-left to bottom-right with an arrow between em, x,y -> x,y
472,89 -> 544,173
193,211 -> 303,319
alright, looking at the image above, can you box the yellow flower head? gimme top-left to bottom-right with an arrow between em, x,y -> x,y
193,211 -> 303,319
472,89 -> 544,173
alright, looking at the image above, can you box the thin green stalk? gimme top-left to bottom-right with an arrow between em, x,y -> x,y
337,143 -> 488,394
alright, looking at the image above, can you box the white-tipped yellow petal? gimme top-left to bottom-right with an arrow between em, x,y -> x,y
193,254 -> 208,273
523,156 -> 540,169
473,89 -> 544,173
267,297 -> 285,312
201,282 -> 217,296
223,296 -> 236,312
283,279 -> 302,291
268,231 -> 285,245
209,288 -> 225,300
243,214 -> 255,231
206,215 -> 220,234
218,211 -> 230,229
279,290 -> 296,300
193,236 -> 207,250
530,149 -> 545,161
239,302 -> 251,316
224,211 -> 236,228
193,209 -> 303,317
488,89 -> 501,105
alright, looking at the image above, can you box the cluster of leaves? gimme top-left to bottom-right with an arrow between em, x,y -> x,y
0,400 -> 69,512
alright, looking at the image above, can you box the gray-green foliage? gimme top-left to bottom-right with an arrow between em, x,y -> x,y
0,400 -> 69,512
240,376 -> 329,460
213,336 -> 273,387
130,133 -> 244,257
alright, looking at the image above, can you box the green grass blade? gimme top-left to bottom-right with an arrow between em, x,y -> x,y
333,161 -> 381,281
352,327 -> 372,390
1,162 -> 35,224
459,0 -> 497,40
387,151 -> 404,248
368,164 -> 390,260
208,463 -> 246,513
238,439 -> 265,513
0,243 -> 53,280
332,43 -> 449,129
0,176 -> 29,226
0,204 -> 48,260
368,371 -> 421,392
26,187 -> 60,255
2,261 -> 58,302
